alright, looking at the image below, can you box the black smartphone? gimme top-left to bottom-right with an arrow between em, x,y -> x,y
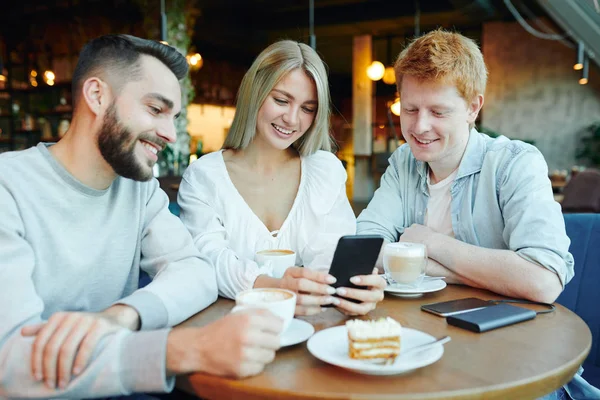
323,234 -> 383,306
421,297 -> 493,317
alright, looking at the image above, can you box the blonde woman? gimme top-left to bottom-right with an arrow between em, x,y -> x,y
178,40 -> 385,316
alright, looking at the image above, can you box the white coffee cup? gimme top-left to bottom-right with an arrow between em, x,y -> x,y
383,242 -> 427,287
255,249 -> 296,279
232,288 -> 296,332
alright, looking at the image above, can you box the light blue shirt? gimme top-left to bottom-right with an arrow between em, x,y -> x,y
357,129 -> 574,287
357,130 -> 600,398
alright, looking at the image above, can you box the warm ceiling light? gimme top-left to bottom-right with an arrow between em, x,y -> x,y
0,75 -> 6,82
186,53 -> 203,71
579,57 -> 589,85
574,41 -> 584,71
44,71 -> 55,81
367,61 -> 385,81
30,70 -> 38,77
382,66 -> 396,85
390,98 -> 401,116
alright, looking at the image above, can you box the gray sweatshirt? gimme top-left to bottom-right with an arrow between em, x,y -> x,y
0,143 -> 218,398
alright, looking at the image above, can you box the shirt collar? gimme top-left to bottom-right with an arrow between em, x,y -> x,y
415,128 -> 486,187
456,128 -> 486,180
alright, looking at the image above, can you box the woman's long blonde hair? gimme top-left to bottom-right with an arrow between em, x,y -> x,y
223,40 -> 334,156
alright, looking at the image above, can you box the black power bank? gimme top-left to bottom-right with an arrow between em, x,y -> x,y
446,303 -> 536,333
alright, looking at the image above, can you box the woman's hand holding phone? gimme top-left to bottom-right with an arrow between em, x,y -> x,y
277,267 -> 339,316
333,267 -> 386,316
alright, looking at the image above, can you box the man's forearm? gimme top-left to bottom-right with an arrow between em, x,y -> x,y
426,258 -> 481,287
166,327 -> 198,376
427,233 -> 562,303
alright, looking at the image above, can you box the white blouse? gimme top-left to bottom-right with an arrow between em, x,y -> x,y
178,150 -> 357,299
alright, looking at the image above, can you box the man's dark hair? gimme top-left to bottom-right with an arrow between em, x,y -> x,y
71,34 -> 188,107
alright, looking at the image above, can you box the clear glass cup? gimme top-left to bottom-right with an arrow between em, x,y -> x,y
383,242 -> 427,287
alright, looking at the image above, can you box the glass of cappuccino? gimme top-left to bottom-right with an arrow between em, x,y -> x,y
383,242 -> 427,287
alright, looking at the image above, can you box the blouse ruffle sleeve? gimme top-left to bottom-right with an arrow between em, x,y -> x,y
298,151 -> 356,270
177,154 -> 273,299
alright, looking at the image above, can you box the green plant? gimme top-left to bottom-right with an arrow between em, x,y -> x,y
576,122 -> 600,167
136,0 -> 200,175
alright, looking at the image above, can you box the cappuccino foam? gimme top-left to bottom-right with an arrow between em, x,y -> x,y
257,249 -> 295,256
384,242 -> 426,284
239,289 -> 292,304
384,242 -> 425,257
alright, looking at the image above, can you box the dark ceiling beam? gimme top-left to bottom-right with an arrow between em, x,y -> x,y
447,0 -> 499,18
265,10 -> 479,42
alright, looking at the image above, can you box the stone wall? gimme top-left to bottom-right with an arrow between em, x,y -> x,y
482,20 -> 600,171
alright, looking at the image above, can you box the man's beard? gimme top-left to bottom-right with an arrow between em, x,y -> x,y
97,102 -> 165,181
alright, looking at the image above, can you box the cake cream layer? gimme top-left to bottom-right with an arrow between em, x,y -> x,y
351,348 -> 400,357
350,340 -> 400,349
346,317 -> 402,340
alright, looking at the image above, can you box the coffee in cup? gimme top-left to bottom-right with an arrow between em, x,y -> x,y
232,288 -> 296,332
383,242 -> 427,287
256,249 -> 296,279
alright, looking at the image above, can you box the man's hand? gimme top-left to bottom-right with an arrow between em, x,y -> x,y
399,224 -> 437,247
167,308 -> 283,378
278,267 -> 338,315
21,305 -> 138,389
334,268 -> 386,316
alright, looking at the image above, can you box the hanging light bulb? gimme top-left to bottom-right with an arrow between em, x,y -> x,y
43,70 -> 55,86
367,61 -> 385,81
382,66 -> 396,85
0,55 -> 4,83
574,41 -> 584,71
390,97 -> 401,116
579,57 -> 589,85
29,70 -> 38,87
186,53 -> 203,71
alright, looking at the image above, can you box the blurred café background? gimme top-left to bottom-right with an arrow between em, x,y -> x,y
0,0 -> 599,214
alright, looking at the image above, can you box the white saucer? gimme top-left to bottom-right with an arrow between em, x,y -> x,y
307,326 -> 445,375
280,318 -> 315,347
384,279 -> 447,298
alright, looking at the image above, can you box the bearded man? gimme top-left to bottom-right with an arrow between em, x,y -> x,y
0,34 -> 283,398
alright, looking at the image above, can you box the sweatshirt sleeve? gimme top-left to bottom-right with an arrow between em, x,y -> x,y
117,179 -> 218,329
0,184 -> 174,398
178,166 -> 273,299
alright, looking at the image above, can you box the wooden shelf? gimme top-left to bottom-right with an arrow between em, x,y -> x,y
12,129 -> 41,135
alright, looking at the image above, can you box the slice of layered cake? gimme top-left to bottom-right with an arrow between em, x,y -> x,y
346,317 -> 402,361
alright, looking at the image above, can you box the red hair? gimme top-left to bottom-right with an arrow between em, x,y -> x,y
394,29 -> 488,102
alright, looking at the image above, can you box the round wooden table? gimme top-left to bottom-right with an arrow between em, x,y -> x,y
176,285 -> 591,400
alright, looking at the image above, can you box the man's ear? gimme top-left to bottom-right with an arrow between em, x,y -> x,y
467,94 -> 484,125
81,77 -> 110,117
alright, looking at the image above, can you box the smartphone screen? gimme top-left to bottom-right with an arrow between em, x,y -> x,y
323,235 -> 383,306
421,297 -> 493,317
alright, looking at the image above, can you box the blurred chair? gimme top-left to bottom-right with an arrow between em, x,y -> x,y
561,169 -> 600,213
557,213 -> 600,388
157,176 -> 182,204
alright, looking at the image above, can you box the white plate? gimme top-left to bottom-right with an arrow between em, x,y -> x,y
281,318 -> 315,347
384,279 -> 447,298
307,326 -> 444,375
